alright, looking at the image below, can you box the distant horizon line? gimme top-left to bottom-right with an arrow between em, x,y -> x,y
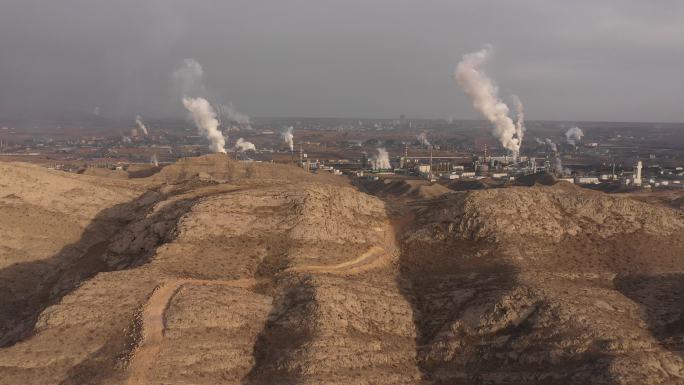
1,113 -> 683,126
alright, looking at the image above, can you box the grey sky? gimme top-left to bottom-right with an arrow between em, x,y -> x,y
0,0 -> 683,122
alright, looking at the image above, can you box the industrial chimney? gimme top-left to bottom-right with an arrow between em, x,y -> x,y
634,160 -> 643,186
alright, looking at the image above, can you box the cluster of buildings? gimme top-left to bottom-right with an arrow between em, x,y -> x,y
294,140 -> 684,190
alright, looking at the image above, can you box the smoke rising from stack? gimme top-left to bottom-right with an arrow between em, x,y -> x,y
371,147 -> 391,170
512,95 -> 525,146
234,137 -> 256,152
135,115 -> 148,136
150,153 -> 158,167
565,126 -> 584,145
219,103 -> 252,129
545,138 -> 558,153
417,132 -> 431,147
555,156 -> 564,175
542,138 -> 567,176
281,126 -> 294,151
182,97 -> 226,153
454,46 -> 523,157
174,58 -> 228,154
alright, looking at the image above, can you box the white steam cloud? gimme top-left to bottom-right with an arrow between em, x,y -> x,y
150,153 -> 159,167
371,148 -> 391,170
545,138 -> 558,153
454,46 -> 523,157
512,95 -> 525,147
174,58 -> 228,154
234,137 -> 256,152
219,103 -> 252,129
565,126 -> 584,145
281,126 -> 294,151
541,138 -> 564,176
135,115 -> 148,136
173,58 -> 205,97
417,132 -> 431,147
555,156 -> 564,175
182,97 -> 226,154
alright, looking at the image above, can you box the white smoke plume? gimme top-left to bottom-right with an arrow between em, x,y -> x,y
371,147 -> 391,170
219,103 -> 252,129
511,95 -> 525,147
545,138 -> 558,153
281,126 -> 294,151
417,132 -> 431,147
454,46 -> 522,156
565,126 -> 584,145
535,138 -> 545,145
234,137 -> 256,152
122,136 -> 132,144
555,156 -> 564,175
150,153 -> 159,167
135,115 -> 148,136
173,58 -> 205,97
93,106 -> 101,116
182,97 -> 226,153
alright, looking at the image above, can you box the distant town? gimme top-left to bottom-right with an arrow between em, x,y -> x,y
1,116 -> 684,192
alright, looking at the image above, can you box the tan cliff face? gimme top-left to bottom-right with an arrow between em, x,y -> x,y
0,155 -> 683,385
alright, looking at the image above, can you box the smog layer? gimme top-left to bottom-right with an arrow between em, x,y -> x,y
1,156 -> 683,385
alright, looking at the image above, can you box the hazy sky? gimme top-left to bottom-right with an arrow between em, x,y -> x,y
1,0 -> 683,122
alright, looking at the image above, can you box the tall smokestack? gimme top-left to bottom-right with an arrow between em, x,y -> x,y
512,94 -> 525,161
634,160 -> 643,186
454,46 -> 523,158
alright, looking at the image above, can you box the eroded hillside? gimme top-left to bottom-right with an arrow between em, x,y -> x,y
1,158 -> 683,385
400,184 -> 684,384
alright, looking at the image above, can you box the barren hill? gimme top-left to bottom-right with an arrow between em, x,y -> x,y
401,184 -> 684,384
1,155 -> 683,385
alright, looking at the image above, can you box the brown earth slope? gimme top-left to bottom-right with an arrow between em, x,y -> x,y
0,155 -> 683,385
399,184 -> 684,384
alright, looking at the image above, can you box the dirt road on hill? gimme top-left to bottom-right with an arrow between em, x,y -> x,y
126,223 -> 396,385
125,278 -> 258,385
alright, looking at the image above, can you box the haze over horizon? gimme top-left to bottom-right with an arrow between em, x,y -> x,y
1,0 -> 683,123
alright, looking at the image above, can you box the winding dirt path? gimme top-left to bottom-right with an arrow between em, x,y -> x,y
125,278 -> 256,385
125,223 -> 395,385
